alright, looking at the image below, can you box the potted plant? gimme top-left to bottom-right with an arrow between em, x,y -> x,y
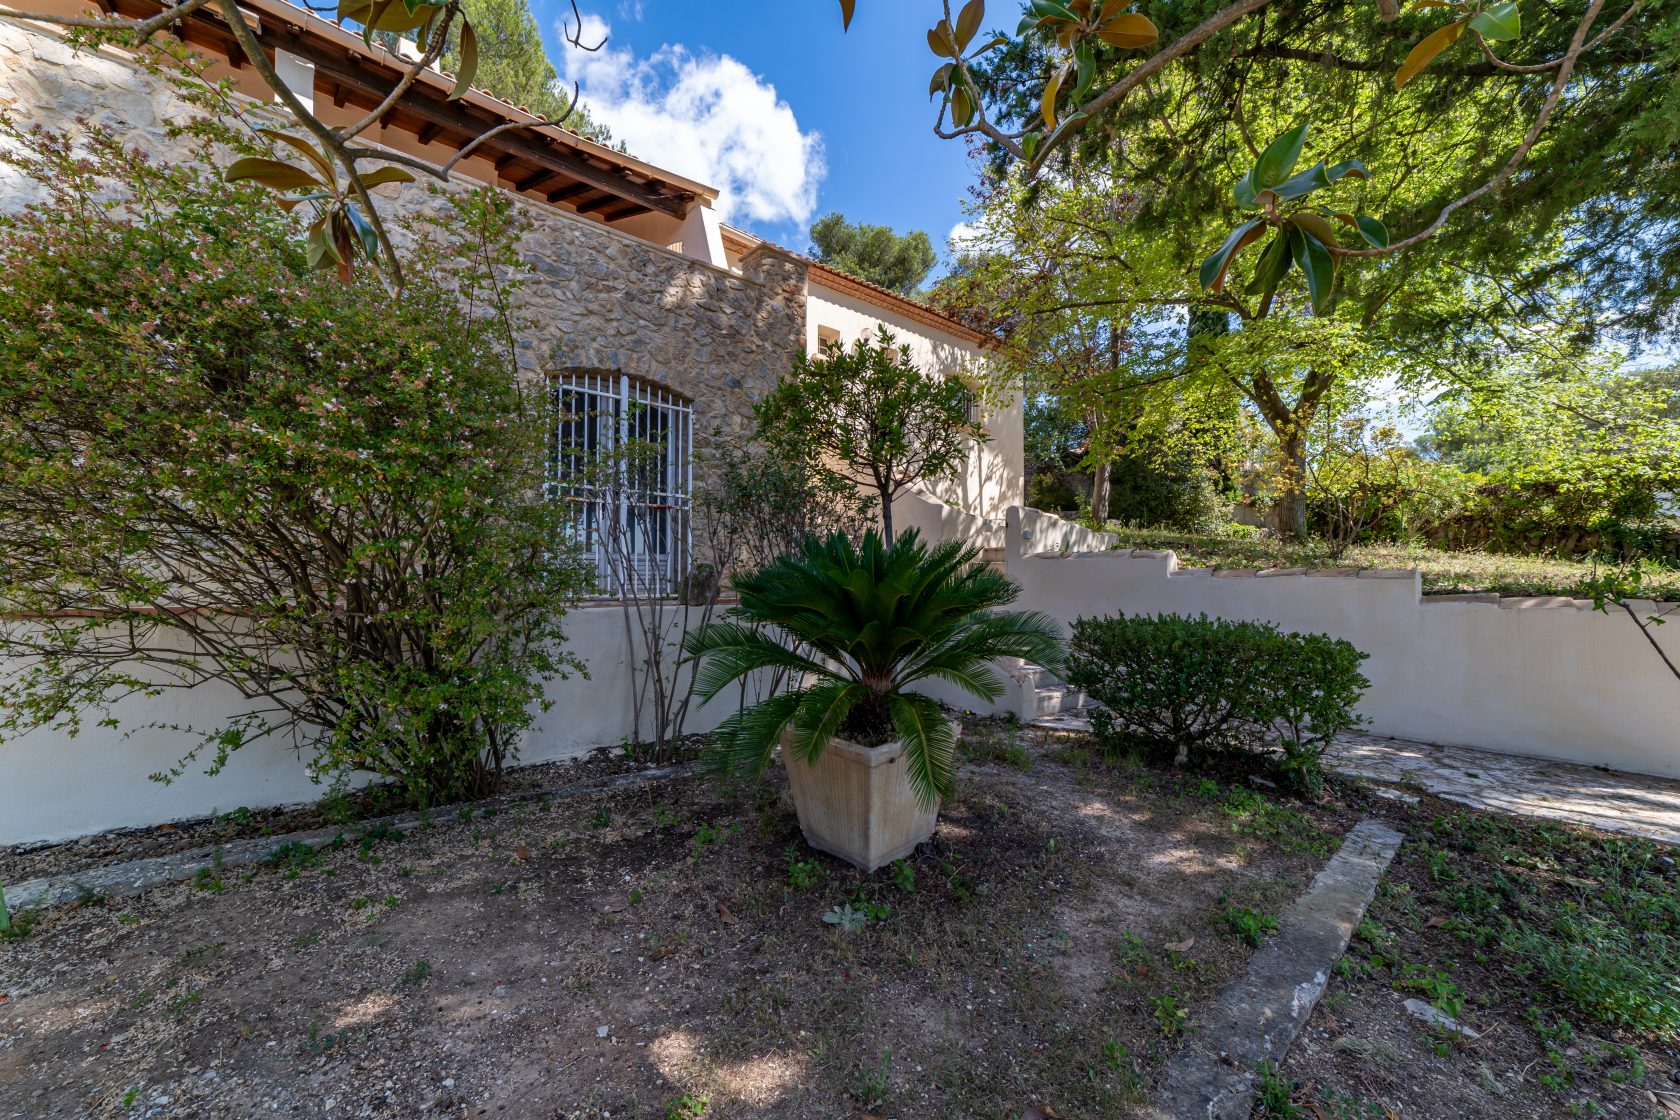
684,529 -> 1064,870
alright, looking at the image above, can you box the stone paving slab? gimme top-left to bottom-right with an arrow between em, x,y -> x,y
1033,714 -> 1680,847
1143,819 -> 1405,1120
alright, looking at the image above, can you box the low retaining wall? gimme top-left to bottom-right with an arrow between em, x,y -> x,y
1007,509 -> 1680,779
0,605 -> 742,845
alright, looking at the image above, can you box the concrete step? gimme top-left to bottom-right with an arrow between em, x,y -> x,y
1015,663 -> 1087,718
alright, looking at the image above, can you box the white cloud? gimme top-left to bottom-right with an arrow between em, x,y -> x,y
560,13 -> 824,227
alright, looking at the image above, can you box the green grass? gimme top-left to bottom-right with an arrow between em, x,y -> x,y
1102,528 -> 1680,601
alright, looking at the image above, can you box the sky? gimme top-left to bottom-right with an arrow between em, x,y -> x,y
535,0 -> 983,272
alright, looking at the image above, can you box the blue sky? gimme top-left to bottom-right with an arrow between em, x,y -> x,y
535,1 -> 983,272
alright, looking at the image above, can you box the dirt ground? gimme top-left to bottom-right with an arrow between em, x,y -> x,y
0,725 -> 1351,1120
1273,795 -> 1680,1120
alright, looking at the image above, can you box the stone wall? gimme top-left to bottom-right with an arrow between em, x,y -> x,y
0,18 -> 807,456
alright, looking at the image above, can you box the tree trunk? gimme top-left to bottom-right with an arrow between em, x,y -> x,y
1277,429 -> 1310,542
1089,460 -> 1111,528
878,483 -> 895,546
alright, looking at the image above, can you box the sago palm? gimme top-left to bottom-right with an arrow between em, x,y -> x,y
683,529 -> 1065,807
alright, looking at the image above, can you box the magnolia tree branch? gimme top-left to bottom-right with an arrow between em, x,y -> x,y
1332,0 -> 1607,259
332,8 -> 459,142
1024,0 -> 1279,174
0,0 -> 214,37
1473,0 -> 1642,72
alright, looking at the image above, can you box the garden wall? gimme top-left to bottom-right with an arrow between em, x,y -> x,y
1007,509 -> 1680,779
0,605 -> 743,846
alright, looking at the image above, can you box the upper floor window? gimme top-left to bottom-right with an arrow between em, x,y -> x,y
549,371 -> 693,598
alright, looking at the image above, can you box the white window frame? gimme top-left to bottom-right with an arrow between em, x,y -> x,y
549,371 -> 693,598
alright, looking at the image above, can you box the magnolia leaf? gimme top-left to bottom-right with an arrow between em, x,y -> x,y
1354,214 -> 1390,247
952,85 -> 976,127
1031,0 -> 1078,19
1098,0 -> 1131,20
1290,210 -> 1340,247
1395,17 -> 1469,87
1041,66 -> 1065,130
1098,12 -> 1158,48
930,62 -> 955,96
448,17 -> 477,99
1232,170 -> 1259,209
1254,122 -> 1310,189
955,0 -> 984,52
838,0 -> 855,30
358,165 -> 417,189
1198,217 -> 1267,293
1074,42 -> 1096,100
1290,227 -> 1338,314
1469,0 -> 1520,41
225,156 -> 324,193
1326,158 -> 1369,181
928,19 -> 957,58
276,189 -> 333,213
1022,132 -> 1041,161
257,128 -> 338,189
973,34 -> 1011,55
1244,232 -> 1293,298
1410,0 -> 1466,7
344,203 -> 381,262
1273,160 -> 1333,202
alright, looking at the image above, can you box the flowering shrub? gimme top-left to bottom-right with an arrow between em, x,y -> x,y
0,122 -> 589,806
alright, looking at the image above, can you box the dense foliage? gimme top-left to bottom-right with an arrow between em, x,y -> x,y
754,333 -> 985,544
808,213 -> 939,297
685,530 -> 1064,807
1066,612 -> 1369,793
0,125 -> 589,806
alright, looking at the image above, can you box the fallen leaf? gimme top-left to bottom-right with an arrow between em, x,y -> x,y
515,842 -> 531,862
1022,1107 -> 1060,1120
719,903 -> 737,925
652,945 -> 678,959
1165,937 -> 1195,952
1425,915 -> 1448,928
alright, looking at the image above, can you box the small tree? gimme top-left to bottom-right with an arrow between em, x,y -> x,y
0,125 -> 590,806
754,332 -> 985,545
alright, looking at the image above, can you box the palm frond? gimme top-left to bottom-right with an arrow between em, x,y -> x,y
683,620 -> 838,702
784,677 -> 868,766
704,687 -> 806,782
888,690 -> 958,809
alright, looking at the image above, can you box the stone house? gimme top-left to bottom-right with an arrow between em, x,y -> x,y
0,0 -> 1021,593
0,0 -> 1023,840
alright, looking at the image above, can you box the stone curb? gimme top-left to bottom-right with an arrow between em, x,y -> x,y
1142,818 -> 1405,1120
4,763 -> 697,913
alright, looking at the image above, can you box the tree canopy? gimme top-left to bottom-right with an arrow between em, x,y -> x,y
808,213 -> 939,296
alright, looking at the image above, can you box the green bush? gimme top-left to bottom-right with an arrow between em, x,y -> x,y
1065,613 -> 1369,793
0,123 -> 590,807
1107,452 -> 1229,534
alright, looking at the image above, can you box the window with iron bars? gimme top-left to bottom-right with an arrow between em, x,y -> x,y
548,371 -> 693,598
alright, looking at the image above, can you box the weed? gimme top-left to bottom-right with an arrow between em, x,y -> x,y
628,887 -> 645,905
169,989 -> 201,1015
116,913 -> 141,926
786,846 -> 819,890
590,804 -> 612,829
193,850 -> 227,892
127,990 -> 154,1012
1222,905 -> 1279,947
219,806 -> 256,827
1149,994 -> 1188,1037
664,1093 -> 707,1120
822,903 -> 872,934
892,859 -> 916,894
401,960 -> 433,986
181,942 -> 224,966
292,930 -> 320,951
1254,1060 -> 1303,1118
853,1049 -> 891,1108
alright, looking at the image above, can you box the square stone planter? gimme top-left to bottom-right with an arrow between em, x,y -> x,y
782,724 -> 951,872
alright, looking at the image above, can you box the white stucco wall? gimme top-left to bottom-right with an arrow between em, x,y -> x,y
1007,509 -> 1680,779
805,283 -> 1024,524
0,606 -> 747,845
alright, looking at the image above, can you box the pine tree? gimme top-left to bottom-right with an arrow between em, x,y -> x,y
440,0 -> 613,145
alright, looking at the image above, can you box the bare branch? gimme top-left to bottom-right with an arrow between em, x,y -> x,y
332,7 -> 459,143
0,0 -> 213,38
